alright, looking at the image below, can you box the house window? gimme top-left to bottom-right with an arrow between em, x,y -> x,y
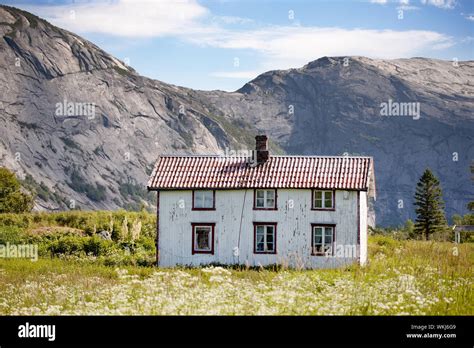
312,190 -> 335,210
254,223 -> 277,254
193,190 -> 215,210
192,223 -> 215,254
254,189 -> 277,209
311,224 -> 335,256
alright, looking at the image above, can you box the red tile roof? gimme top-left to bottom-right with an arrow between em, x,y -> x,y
148,155 -> 375,192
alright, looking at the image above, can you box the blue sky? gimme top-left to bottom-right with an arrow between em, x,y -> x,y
2,0 -> 473,91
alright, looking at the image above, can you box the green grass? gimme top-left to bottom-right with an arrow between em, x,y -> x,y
0,211 -> 471,315
0,210 -> 157,268
0,233 -> 471,315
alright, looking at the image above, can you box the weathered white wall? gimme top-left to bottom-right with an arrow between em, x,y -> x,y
158,189 -> 368,269
359,191 -> 368,266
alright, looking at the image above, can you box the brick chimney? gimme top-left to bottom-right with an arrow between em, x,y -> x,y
255,135 -> 269,164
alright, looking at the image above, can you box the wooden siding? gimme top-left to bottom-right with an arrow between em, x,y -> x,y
359,191 -> 368,265
158,189 -> 368,269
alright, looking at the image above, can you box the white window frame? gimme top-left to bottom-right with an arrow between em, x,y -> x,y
193,190 -> 215,210
312,225 -> 334,256
254,223 -> 276,254
313,190 -> 334,210
255,189 -> 276,209
192,224 -> 214,254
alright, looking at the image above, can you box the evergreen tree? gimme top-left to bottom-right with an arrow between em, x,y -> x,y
413,169 -> 447,240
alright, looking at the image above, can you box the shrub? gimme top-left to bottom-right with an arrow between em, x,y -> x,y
48,236 -> 84,256
0,226 -> 25,244
0,167 -> 34,213
0,213 -> 31,228
0,210 -> 157,264
83,236 -> 115,256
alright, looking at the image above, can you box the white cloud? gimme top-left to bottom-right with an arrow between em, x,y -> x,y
466,15 -> 474,21
197,27 -> 454,71
25,0 -> 455,80
370,0 -> 388,4
397,5 -> 420,10
25,0 -> 214,37
420,0 -> 456,9
213,16 -> 254,25
397,0 -> 420,9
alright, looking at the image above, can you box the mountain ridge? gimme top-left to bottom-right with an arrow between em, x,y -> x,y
0,5 -> 473,225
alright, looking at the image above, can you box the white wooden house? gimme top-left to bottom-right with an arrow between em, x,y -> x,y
147,135 -> 376,269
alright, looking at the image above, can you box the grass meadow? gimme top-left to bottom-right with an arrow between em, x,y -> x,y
0,211 -> 472,315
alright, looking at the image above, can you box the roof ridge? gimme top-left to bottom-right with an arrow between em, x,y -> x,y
158,154 -> 373,159
148,155 -> 375,192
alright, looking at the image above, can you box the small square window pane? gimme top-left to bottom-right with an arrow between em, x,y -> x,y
325,227 -> 333,237
315,191 -> 322,199
256,198 -> 265,207
195,227 -> 211,250
257,190 -> 265,199
324,192 -> 333,208
325,234 -> 332,244
266,233 -> 274,243
266,190 -> 274,199
195,191 -> 214,208
204,194 -> 213,207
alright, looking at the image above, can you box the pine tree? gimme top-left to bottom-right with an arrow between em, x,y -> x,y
413,169 -> 447,240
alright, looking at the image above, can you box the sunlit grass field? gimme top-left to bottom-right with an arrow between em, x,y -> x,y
0,235 -> 472,315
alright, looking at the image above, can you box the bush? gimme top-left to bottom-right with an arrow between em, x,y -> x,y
0,213 -> 31,228
0,210 -> 157,265
0,226 -> 25,244
0,167 -> 34,213
48,236 -> 84,255
47,235 -> 116,257
136,237 -> 156,252
83,236 -> 115,256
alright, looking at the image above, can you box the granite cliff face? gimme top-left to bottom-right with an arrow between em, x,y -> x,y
0,5 -> 472,225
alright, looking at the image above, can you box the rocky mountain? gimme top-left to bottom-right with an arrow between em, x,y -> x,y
0,5 -> 472,225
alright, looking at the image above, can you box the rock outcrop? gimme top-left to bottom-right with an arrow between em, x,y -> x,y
0,5 -> 472,225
